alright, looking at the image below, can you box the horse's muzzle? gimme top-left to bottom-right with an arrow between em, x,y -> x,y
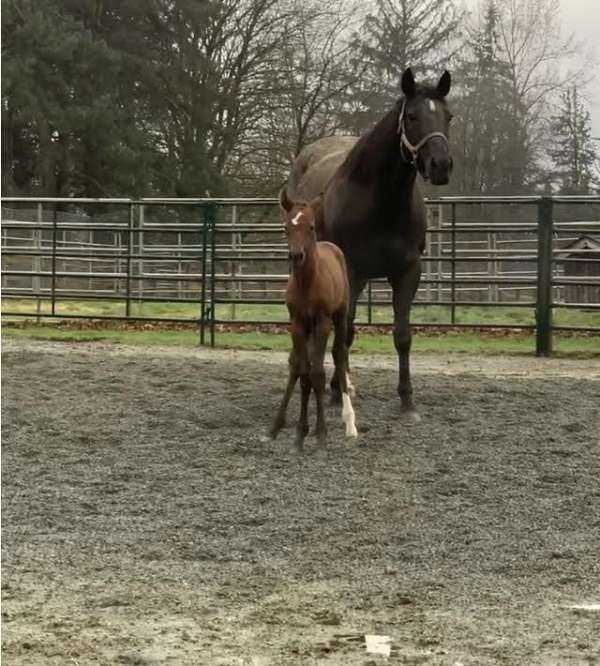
428,155 -> 452,186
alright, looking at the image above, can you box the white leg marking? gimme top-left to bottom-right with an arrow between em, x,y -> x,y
346,372 -> 356,397
342,392 -> 358,438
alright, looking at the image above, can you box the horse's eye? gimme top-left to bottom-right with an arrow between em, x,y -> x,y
406,112 -> 418,122
447,113 -> 454,124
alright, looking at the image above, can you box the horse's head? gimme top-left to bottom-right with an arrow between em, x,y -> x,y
398,67 -> 453,186
279,188 -> 317,268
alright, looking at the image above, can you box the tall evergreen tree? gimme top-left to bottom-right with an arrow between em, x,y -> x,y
548,86 -> 599,194
345,0 -> 462,133
450,0 -> 536,194
1,0 -> 156,197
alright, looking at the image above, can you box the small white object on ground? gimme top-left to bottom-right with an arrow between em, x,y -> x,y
567,603 -> 600,612
364,634 -> 392,657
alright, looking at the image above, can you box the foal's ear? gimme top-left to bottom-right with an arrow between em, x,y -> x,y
401,67 -> 416,98
279,187 -> 293,212
437,70 -> 451,98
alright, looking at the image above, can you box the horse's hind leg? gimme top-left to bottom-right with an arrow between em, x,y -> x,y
389,262 -> 421,423
335,342 -> 358,439
330,274 -> 365,400
330,310 -> 346,406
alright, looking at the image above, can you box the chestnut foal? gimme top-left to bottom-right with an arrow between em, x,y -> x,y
270,189 -> 358,449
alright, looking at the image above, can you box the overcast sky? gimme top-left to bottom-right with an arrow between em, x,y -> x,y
462,0 -> 599,137
556,0 -> 599,136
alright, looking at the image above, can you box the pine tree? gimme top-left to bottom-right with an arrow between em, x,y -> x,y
345,0 -> 462,133
548,86 -> 599,194
1,0 -> 158,197
450,0 -> 534,194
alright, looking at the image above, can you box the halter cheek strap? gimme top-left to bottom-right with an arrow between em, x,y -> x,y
397,99 -> 449,164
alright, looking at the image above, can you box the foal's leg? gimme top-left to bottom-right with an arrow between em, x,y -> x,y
292,323 -> 311,451
330,273 -> 366,400
269,350 -> 299,439
311,316 -> 331,447
389,261 -> 422,422
296,372 -> 311,451
332,310 -> 358,438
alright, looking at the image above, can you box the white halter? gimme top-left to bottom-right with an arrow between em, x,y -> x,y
397,99 -> 449,164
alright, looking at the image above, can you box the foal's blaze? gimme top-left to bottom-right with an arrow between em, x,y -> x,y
280,188 -> 315,268
269,189 -> 358,448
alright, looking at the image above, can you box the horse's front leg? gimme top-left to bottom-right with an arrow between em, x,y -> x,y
389,261 -> 421,423
311,316 -> 331,447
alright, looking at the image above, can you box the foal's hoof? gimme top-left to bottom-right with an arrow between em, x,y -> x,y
316,431 -> 328,448
400,409 -> 421,425
345,425 -> 358,438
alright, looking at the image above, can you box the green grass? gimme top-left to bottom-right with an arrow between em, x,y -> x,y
3,297 -> 599,357
3,297 -> 600,328
3,324 -> 599,357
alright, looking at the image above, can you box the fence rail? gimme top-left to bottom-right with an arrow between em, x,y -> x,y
2,195 -> 600,356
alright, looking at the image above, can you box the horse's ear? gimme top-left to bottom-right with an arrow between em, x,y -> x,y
437,70 -> 451,98
279,187 -> 293,212
401,67 -> 416,98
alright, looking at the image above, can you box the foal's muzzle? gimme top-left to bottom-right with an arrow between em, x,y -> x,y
289,250 -> 306,267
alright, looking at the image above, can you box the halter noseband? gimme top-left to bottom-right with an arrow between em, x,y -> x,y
397,99 -> 449,165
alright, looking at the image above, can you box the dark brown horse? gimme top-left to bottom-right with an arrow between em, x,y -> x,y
286,67 -> 453,422
269,189 -> 358,449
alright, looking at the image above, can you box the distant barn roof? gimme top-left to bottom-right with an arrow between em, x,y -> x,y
555,234 -> 600,256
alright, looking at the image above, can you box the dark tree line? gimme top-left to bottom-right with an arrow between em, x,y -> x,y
2,0 -> 598,198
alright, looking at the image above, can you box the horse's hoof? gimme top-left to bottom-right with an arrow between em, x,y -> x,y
400,409 -> 421,425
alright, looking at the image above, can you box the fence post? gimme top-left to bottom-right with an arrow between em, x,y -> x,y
367,280 -> 373,324
437,203 -> 443,302
200,204 -> 209,345
126,203 -> 133,318
209,203 -> 217,347
35,203 -> 42,322
137,203 -> 145,314
450,203 -> 456,324
231,205 -> 238,321
536,197 -> 553,357
50,205 -> 58,315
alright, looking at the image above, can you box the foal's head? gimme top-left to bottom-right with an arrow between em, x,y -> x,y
279,188 -> 317,268
398,67 -> 453,186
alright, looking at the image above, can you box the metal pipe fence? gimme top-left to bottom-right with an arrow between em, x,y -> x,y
2,195 -> 599,356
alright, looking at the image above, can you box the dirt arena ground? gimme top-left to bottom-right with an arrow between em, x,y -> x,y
2,338 -> 600,665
